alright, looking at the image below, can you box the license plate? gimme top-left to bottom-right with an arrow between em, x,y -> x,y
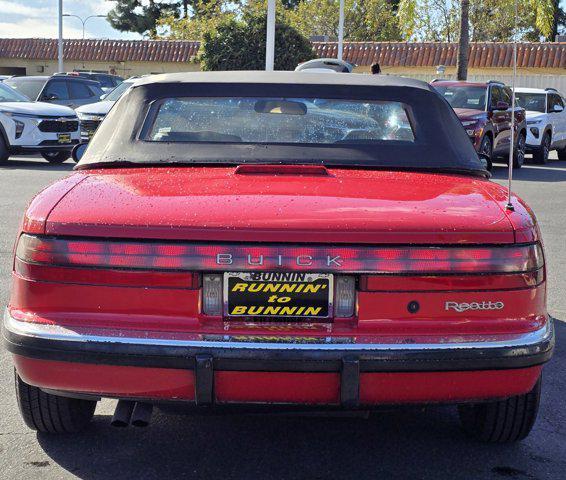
57,133 -> 71,144
224,272 -> 333,319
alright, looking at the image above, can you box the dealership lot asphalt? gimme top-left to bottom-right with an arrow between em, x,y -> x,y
1,155 -> 565,480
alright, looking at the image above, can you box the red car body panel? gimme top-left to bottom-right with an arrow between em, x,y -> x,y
42,168 -> 518,244
5,165 -> 552,408
9,278 -> 546,336
453,107 -> 484,118
21,174 -> 87,235
14,356 -> 542,404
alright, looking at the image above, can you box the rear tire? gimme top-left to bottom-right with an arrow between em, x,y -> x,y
0,134 -> 10,164
41,151 -> 71,164
532,132 -> 551,164
512,132 -> 526,169
479,135 -> 493,166
458,377 -> 541,443
15,370 -> 96,434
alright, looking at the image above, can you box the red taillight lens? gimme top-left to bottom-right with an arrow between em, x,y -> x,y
15,234 -> 199,289
15,234 -> 544,275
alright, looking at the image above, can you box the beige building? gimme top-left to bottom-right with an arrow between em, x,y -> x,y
314,41 -> 565,76
0,38 -> 563,82
0,38 -> 201,77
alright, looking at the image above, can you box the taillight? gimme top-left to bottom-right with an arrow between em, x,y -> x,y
14,234 -> 544,293
15,234 -> 544,275
14,234 -> 199,289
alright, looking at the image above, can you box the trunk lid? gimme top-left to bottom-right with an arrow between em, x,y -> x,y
45,167 -> 515,244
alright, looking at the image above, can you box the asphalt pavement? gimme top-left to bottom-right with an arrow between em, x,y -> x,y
0,155 -> 564,479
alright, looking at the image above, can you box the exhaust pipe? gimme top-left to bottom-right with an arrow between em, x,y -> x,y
111,400 -> 135,427
131,402 -> 153,427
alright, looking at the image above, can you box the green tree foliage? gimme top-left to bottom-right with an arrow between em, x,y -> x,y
200,10 -> 315,70
281,0 -> 303,9
107,0 -> 180,36
398,0 -> 557,42
158,0 -> 401,41
158,2 -> 237,40
551,0 -> 566,40
107,0 -> 223,36
286,0 -> 402,41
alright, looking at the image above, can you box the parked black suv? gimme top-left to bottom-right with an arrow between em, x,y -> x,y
432,80 -> 527,169
4,76 -> 104,109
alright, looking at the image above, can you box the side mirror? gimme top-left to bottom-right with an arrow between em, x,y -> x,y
493,101 -> 509,111
551,104 -> 564,113
478,153 -> 492,172
71,143 -> 88,163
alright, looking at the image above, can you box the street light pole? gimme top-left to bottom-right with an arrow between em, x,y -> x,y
265,0 -> 276,71
338,0 -> 345,61
57,0 -> 64,72
63,14 -> 106,40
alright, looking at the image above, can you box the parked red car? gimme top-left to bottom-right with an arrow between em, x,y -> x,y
3,73 -> 553,442
432,80 -> 527,168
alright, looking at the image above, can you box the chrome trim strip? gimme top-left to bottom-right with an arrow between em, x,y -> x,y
3,309 -> 554,353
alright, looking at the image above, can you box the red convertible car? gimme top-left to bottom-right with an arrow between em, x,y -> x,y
3,72 -> 553,442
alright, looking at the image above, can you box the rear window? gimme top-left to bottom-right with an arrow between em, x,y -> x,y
144,97 -> 414,144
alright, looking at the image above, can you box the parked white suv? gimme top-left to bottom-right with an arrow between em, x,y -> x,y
515,87 -> 566,164
0,81 -> 79,164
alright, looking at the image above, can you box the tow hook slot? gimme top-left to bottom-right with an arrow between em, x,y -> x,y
341,356 -> 360,408
195,354 -> 214,406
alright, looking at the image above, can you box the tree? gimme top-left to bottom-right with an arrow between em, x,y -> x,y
107,0 -> 221,36
456,0 -> 469,80
286,0 -> 402,41
107,0 -> 180,36
397,0 -> 556,42
200,10 -> 315,70
398,0 -> 458,41
281,0 -> 303,9
550,0 -> 566,41
158,2 -> 237,40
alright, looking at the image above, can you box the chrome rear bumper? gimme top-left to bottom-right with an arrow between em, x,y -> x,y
4,310 -> 554,407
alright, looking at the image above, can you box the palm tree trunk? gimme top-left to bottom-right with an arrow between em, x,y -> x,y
456,0 -> 470,80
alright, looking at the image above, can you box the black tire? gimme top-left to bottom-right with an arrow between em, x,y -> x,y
478,135 -> 493,171
532,132 -> 551,164
41,151 -> 71,164
15,371 -> 96,434
458,377 -> 541,443
512,132 -> 526,169
0,134 -> 10,164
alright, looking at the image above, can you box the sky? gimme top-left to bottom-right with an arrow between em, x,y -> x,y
0,1 -> 565,41
0,1 -> 141,39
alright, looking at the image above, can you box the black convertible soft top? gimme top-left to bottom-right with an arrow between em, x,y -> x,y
76,71 -> 486,176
